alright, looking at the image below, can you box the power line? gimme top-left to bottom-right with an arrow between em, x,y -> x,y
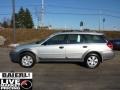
47,4 -> 99,11
45,12 -> 120,19
1,12 -> 120,20
46,12 -> 100,16
0,3 -> 120,14
0,14 -> 11,15
46,4 -> 120,14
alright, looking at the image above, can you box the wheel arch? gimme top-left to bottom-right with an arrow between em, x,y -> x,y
18,49 -> 39,62
83,51 -> 103,62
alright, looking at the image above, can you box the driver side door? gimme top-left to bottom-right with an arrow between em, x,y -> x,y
38,34 -> 67,59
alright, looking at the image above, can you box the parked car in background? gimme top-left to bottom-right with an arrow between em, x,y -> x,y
110,39 -> 120,50
9,31 -> 114,69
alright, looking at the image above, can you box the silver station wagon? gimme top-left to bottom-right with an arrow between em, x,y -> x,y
10,31 -> 114,69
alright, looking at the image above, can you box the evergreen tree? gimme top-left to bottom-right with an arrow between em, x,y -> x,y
10,7 -> 34,29
11,13 -> 19,28
25,8 -> 34,28
18,7 -> 26,28
2,20 -> 9,28
15,13 -> 20,28
2,21 -> 8,28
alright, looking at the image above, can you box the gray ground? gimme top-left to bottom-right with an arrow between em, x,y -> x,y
0,48 -> 120,90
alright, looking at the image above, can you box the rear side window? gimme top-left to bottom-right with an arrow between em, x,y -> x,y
67,34 -> 82,44
82,34 -> 106,43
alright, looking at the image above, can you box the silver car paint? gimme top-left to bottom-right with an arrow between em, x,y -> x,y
10,32 -> 114,63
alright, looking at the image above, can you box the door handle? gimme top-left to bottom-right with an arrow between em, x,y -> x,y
83,46 -> 87,48
59,46 -> 64,49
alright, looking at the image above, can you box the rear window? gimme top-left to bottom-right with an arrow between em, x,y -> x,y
82,34 -> 106,43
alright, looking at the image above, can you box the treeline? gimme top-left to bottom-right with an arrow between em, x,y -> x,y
0,7 -> 34,29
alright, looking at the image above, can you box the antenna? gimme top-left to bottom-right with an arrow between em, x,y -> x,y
40,0 -> 44,27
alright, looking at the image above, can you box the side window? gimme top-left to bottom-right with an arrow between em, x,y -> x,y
92,35 -> 106,43
83,35 -> 106,43
43,34 -> 66,45
67,34 -> 81,44
83,35 -> 93,43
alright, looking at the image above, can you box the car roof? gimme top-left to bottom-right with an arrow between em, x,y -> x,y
52,31 -> 104,36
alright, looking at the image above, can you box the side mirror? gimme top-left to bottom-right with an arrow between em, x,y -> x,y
42,42 -> 48,46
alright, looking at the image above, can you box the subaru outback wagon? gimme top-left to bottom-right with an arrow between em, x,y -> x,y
10,31 -> 114,69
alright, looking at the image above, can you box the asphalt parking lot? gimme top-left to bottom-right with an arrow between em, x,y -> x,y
0,48 -> 120,90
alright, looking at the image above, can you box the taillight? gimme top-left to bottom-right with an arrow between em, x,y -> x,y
107,41 -> 113,49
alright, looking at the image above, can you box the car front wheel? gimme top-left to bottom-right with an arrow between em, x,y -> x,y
85,53 -> 101,69
19,52 -> 36,68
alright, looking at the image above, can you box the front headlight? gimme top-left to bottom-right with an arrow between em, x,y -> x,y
10,47 -> 16,52
9,43 -> 20,52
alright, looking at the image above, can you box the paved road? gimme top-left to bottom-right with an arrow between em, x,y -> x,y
0,48 -> 120,90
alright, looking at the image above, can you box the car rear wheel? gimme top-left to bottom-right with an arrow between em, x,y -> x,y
19,52 -> 36,68
85,53 -> 101,69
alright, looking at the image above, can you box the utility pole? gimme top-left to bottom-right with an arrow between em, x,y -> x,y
35,8 -> 40,29
40,0 -> 44,27
12,0 -> 16,43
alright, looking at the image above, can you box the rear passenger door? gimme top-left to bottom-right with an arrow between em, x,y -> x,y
65,34 -> 88,59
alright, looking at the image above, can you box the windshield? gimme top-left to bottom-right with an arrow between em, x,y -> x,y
35,38 -> 46,44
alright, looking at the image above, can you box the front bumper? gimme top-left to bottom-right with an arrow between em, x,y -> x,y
9,51 -> 19,63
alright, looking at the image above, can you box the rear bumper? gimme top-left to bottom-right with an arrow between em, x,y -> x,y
9,51 -> 19,63
102,50 -> 115,61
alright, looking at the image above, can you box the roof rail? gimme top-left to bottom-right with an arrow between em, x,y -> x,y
61,30 -> 82,32
60,30 -> 97,32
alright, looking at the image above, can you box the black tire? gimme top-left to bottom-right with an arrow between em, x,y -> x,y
84,53 -> 101,69
19,52 -> 36,68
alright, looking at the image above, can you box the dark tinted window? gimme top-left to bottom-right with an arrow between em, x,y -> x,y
67,34 -> 82,44
43,34 -> 66,45
82,34 -> 106,43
